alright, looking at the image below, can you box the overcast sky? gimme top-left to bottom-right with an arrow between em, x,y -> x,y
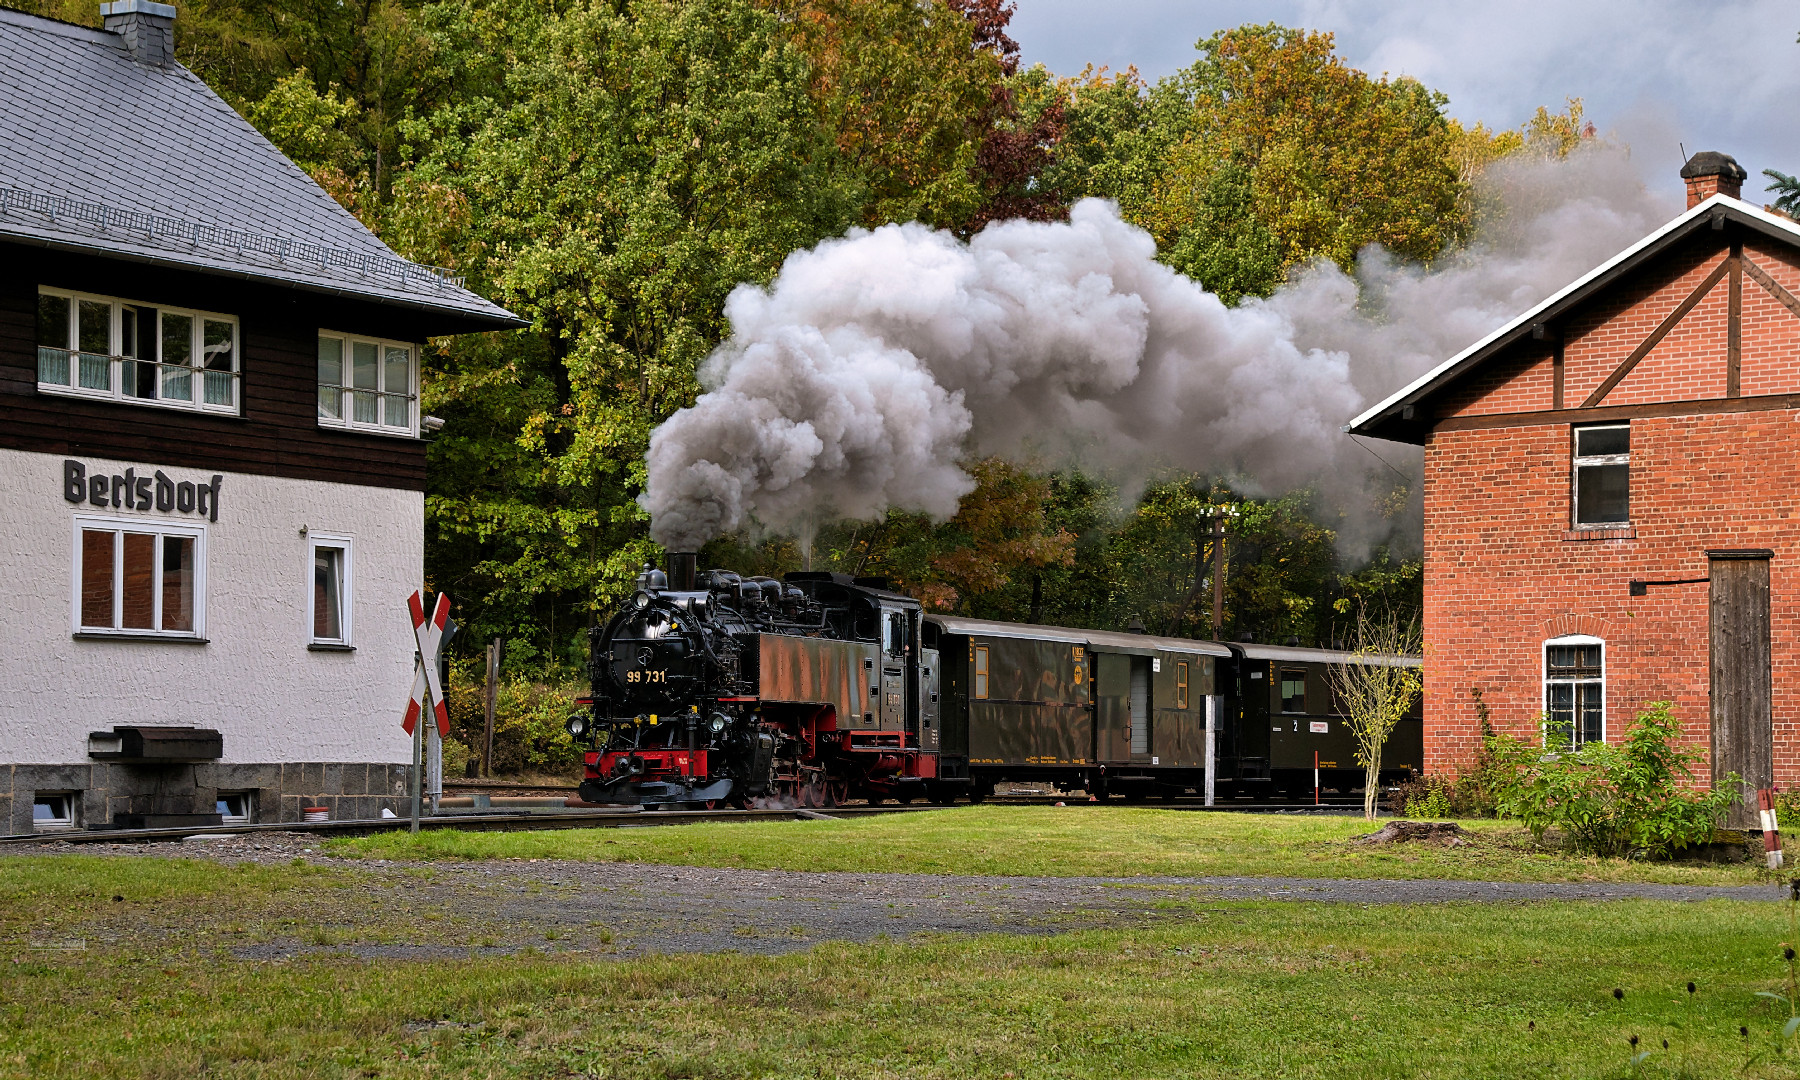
1009,0 -> 1800,197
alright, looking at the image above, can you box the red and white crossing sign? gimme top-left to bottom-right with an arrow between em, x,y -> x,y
404,591 -> 452,737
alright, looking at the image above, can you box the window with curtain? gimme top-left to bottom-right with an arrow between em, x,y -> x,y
74,516 -> 204,638
38,288 -> 237,414
317,331 -> 416,435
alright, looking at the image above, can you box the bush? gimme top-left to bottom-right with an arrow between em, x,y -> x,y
443,659 -> 585,777
1396,774 -> 1452,819
1391,688 -> 1507,819
1490,701 -> 1740,859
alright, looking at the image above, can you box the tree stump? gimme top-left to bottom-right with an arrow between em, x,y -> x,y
1351,820 -> 1473,847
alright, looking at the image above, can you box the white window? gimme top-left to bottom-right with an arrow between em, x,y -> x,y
307,533 -> 353,647
1572,424 -> 1629,526
33,793 -> 75,830
1544,635 -> 1604,748
316,331 -> 417,436
37,288 -> 238,414
72,515 -> 206,639
216,791 -> 252,824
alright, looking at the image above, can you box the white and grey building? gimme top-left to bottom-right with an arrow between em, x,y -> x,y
0,3 -> 521,833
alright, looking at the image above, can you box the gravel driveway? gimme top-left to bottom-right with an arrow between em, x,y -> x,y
15,832 -> 1785,961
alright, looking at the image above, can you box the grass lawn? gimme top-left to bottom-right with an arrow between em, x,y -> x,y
331,806 -> 1773,886
3,855 -> 1799,1078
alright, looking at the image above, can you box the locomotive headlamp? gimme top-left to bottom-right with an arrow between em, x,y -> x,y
633,590 -> 652,609
565,713 -> 590,739
709,712 -> 729,733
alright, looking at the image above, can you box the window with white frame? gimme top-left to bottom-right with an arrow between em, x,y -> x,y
1572,424 -> 1629,526
73,515 -> 206,638
308,533 -> 353,646
33,793 -> 75,830
216,791 -> 252,824
1545,636 -> 1604,748
37,288 -> 238,413
317,332 -> 416,435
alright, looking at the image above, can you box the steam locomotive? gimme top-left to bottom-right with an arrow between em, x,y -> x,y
570,554 -> 1422,808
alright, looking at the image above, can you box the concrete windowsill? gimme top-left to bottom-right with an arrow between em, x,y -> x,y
307,642 -> 356,652
73,632 -> 209,644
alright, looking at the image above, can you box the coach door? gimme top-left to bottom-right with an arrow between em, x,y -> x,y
1129,656 -> 1152,761
1095,652 -> 1131,762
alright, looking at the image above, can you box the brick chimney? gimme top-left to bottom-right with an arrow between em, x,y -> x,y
1681,151 -> 1747,208
101,0 -> 176,68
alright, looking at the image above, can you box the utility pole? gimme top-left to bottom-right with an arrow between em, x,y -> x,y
482,638 -> 500,778
1210,512 -> 1227,641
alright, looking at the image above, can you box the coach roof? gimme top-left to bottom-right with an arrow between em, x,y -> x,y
0,7 -> 522,331
926,614 -> 1233,658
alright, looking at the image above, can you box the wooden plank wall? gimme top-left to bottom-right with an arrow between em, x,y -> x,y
0,244 -> 487,491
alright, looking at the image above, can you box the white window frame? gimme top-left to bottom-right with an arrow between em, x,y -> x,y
71,513 -> 208,640
1543,634 -> 1605,748
37,287 -> 240,415
307,532 -> 354,648
32,792 -> 76,830
216,791 -> 253,824
316,330 -> 419,437
1572,423 -> 1630,528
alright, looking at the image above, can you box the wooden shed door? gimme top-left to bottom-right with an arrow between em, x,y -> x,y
1710,549 -> 1773,828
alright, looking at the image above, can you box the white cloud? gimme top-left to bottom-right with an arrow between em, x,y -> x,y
1008,0 -> 1800,189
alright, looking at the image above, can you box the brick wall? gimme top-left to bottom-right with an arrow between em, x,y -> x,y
1421,229 -> 1800,782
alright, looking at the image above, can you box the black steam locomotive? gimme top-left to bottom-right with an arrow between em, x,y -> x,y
571,554 -> 1421,808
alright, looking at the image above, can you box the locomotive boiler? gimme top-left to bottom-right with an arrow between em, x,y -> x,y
572,554 -> 1422,808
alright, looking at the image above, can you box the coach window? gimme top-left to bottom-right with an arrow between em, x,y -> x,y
1545,636 -> 1604,747
308,533 -> 353,649
1573,424 -> 1629,526
1176,661 -> 1190,710
73,515 -> 205,639
973,644 -> 990,699
1279,667 -> 1307,713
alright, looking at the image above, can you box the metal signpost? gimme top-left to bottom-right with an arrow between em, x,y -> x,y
404,591 -> 454,834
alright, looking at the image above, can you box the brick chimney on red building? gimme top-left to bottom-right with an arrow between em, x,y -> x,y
1681,151 -> 1747,207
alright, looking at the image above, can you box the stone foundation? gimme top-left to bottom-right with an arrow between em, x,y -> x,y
2,761 -> 414,835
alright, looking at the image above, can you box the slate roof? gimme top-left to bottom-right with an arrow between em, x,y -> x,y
1346,194 -> 1800,445
0,8 -> 522,329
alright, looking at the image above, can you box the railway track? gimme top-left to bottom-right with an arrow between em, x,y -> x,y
0,792 -> 1386,849
0,802 -> 939,848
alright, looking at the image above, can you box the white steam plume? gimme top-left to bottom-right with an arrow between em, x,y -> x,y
644,145 -> 1676,555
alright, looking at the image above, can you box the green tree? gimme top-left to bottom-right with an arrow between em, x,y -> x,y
401,0 -> 860,665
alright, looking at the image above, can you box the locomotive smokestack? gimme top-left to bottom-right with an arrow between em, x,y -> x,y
668,552 -> 698,592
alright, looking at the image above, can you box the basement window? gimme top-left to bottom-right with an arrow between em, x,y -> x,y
1573,424 -> 1629,526
216,791 -> 251,824
33,793 -> 75,830
1545,637 -> 1604,748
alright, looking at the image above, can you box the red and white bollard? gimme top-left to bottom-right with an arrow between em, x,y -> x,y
1314,750 -> 1320,806
1758,788 -> 1784,870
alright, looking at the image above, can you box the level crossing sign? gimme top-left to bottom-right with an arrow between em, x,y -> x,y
404,591 -> 454,737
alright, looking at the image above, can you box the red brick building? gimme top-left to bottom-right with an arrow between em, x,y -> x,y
1349,154 -> 1799,824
